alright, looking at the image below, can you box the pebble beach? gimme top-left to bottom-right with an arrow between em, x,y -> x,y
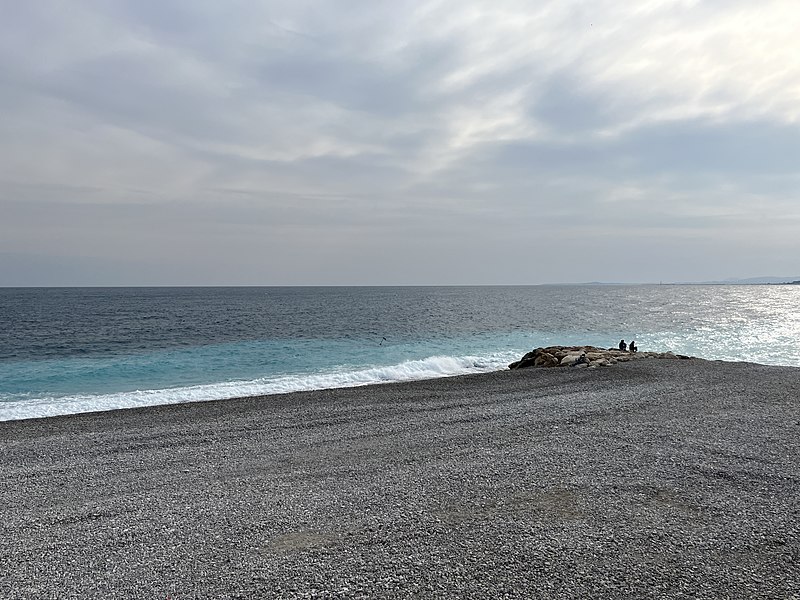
1,358 -> 799,599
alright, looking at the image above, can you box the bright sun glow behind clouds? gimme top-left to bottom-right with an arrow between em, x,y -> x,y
419,0 -> 800,144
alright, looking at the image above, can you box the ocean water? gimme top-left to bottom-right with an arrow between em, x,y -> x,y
1,285 -> 798,421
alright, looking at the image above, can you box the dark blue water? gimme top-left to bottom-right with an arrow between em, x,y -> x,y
1,285 -> 798,420
2,286 -> 576,361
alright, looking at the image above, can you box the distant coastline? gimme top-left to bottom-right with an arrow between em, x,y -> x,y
578,276 -> 800,286
698,276 -> 800,285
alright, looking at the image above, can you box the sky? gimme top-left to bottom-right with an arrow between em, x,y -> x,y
1,0 -> 799,286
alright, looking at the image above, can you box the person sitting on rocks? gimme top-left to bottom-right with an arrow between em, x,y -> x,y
619,339 -> 627,352
629,341 -> 637,353
572,353 -> 589,367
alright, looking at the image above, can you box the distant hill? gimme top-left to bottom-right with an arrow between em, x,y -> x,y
562,277 -> 800,285
698,276 -> 800,285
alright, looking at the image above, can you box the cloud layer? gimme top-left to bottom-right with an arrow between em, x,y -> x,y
2,0 -> 799,284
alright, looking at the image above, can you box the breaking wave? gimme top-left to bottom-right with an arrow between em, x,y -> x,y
0,351 -> 519,421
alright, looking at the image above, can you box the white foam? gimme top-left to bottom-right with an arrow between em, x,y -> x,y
0,351 -> 521,422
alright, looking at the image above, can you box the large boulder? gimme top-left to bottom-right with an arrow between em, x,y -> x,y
509,348 -> 558,369
558,353 -> 582,367
533,351 -> 557,367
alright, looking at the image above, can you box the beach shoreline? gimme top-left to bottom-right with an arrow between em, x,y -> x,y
2,359 -> 799,598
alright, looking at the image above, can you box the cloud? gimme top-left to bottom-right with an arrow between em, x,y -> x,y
1,0 -> 799,284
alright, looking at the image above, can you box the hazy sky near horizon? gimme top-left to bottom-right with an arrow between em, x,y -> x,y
2,0 -> 799,285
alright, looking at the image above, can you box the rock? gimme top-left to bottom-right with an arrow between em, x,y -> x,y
559,354 -> 581,367
509,349 -> 537,369
508,345 -> 695,370
509,348 -> 561,369
534,352 -> 558,367
509,357 -> 534,369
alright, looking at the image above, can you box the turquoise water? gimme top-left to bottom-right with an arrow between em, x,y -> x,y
1,285 -> 798,420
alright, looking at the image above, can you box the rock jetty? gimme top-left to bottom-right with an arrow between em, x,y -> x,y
508,345 -> 692,370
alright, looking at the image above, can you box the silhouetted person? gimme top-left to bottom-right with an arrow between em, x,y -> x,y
629,341 -> 637,353
619,339 -> 627,352
572,353 -> 589,367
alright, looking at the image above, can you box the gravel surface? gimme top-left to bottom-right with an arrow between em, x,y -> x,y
1,359 -> 799,599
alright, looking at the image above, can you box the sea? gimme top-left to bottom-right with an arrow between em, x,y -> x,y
1,285 -> 798,421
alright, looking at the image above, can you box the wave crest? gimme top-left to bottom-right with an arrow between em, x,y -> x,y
0,351 -> 518,421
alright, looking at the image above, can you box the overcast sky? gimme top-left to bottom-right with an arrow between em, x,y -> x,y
1,1 -> 799,285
